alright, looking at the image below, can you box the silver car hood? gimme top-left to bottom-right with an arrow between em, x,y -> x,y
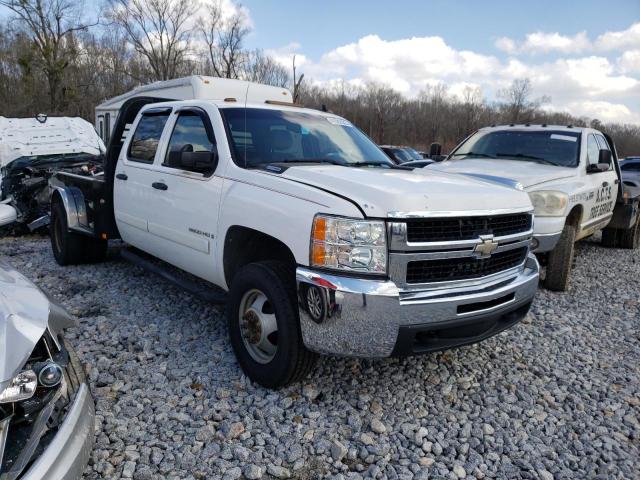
0,261 -> 75,388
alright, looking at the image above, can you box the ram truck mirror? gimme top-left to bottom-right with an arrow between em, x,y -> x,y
598,149 -> 612,165
587,162 -> 610,173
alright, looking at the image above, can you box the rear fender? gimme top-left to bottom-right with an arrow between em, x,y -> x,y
50,186 -> 92,234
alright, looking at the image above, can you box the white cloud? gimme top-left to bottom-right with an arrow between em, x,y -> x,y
595,22 -> 640,51
294,31 -> 640,124
618,50 -> 640,73
495,37 -> 517,54
266,42 -> 307,70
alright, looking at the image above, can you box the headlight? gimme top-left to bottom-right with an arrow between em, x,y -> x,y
310,215 -> 387,274
0,370 -> 37,404
528,191 -> 568,217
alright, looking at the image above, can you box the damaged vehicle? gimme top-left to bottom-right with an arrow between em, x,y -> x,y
0,261 -> 94,479
0,115 -> 105,233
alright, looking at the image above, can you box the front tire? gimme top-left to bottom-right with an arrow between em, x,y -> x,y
227,261 -> 317,388
544,223 -> 577,292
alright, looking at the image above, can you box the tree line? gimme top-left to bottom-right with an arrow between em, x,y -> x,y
1,0 -> 638,157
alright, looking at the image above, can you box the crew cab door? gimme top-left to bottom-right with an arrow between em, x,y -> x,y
113,107 -> 172,248
142,106 -> 224,283
582,133 -> 617,234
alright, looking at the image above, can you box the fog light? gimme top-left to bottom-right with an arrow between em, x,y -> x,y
531,238 -> 540,250
38,362 -> 63,388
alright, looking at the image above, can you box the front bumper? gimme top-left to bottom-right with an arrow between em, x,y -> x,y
531,216 -> 564,252
297,253 -> 539,357
20,383 -> 95,480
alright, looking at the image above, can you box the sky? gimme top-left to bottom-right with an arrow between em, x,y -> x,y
238,0 -> 640,124
2,0 -> 639,124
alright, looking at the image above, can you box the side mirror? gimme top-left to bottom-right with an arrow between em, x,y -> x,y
181,150 -> 218,174
429,142 -> 442,158
598,149 -> 612,165
587,162 -> 610,173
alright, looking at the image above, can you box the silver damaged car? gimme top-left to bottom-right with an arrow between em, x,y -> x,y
0,261 -> 94,479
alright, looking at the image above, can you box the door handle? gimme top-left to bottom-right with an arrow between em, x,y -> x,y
152,182 -> 168,191
116,173 -> 128,181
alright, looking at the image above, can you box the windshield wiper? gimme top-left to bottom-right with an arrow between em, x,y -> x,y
272,158 -> 346,165
450,152 -> 496,159
348,161 -> 394,168
495,153 -> 558,166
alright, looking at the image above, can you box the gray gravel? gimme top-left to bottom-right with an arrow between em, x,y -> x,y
1,235 -> 638,479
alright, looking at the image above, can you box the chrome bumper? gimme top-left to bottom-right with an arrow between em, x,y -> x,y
297,253 -> 539,357
20,384 -> 95,480
532,232 -> 562,253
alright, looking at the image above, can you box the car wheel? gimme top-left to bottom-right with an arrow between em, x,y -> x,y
545,223 -> 577,292
618,214 -> 640,249
50,201 -> 87,265
227,261 -> 317,388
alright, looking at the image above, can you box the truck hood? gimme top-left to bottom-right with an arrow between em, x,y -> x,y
279,165 -> 533,217
0,116 -> 105,167
430,159 -> 576,189
0,261 -> 75,387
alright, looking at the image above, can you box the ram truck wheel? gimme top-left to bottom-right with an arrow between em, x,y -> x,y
228,261 -> 317,388
545,223 -> 577,292
601,227 -> 619,248
618,215 -> 640,249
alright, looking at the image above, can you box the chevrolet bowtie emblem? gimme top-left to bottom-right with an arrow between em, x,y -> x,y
473,235 -> 499,258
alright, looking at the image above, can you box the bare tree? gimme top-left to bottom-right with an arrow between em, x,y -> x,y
498,78 -> 550,123
201,5 -> 249,79
243,49 -> 289,87
0,0 -> 95,112
107,0 -> 196,81
364,82 -> 403,143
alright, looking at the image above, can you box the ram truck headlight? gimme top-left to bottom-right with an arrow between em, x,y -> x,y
0,370 -> 37,404
310,215 -> 387,274
528,191 -> 568,217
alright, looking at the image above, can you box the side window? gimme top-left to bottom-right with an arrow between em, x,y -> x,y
595,134 -> 610,151
163,112 -> 215,172
586,135 -> 600,166
128,112 -> 170,163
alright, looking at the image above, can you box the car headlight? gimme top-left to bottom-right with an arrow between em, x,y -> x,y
528,191 -> 568,217
0,370 -> 37,404
310,215 -> 387,274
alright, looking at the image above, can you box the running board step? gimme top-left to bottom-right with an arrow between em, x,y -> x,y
120,248 -> 227,304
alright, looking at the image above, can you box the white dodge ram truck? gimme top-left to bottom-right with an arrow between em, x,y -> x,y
431,125 -> 640,291
48,76 -> 540,388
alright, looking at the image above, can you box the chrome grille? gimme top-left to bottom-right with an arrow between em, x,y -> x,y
406,247 -> 528,284
388,210 -> 533,289
405,213 -> 532,243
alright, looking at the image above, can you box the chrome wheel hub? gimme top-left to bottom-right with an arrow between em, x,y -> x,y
238,289 -> 278,364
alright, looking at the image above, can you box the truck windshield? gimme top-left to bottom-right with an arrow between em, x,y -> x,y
449,130 -> 581,167
220,108 -> 393,168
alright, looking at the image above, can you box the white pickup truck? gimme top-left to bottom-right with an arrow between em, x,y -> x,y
48,76 -> 540,387
430,125 -> 640,291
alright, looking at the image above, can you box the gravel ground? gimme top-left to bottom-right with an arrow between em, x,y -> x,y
1,235 -> 638,480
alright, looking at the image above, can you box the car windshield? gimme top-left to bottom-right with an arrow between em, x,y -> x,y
449,130 -> 581,167
404,148 -> 423,161
220,108 -> 393,168
387,148 -> 412,163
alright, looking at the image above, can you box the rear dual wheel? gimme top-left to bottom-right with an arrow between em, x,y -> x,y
50,201 -> 107,265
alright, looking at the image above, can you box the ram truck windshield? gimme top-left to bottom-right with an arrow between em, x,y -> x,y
450,130 -> 581,167
220,108 -> 394,168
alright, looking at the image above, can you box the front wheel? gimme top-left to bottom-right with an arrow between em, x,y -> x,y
545,223 -> 577,292
227,261 -> 317,388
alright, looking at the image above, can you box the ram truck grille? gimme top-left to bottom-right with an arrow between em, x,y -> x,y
406,247 -> 529,284
405,213 -> 532,243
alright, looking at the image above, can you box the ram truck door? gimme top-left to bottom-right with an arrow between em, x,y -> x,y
582,133 -> 618,236
113,108 -> 172,248
142,106 -> 224,283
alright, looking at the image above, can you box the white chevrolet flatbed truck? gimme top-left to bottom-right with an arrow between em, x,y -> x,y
48,76 -> 540,388
430,125 -> 640,291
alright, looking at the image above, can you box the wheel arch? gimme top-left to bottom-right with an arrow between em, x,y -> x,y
566,205 -> 583,227
223,226 -> 297,288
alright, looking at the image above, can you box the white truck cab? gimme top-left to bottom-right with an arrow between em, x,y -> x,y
431,125 -> 640,290
49,77 -> 540,387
